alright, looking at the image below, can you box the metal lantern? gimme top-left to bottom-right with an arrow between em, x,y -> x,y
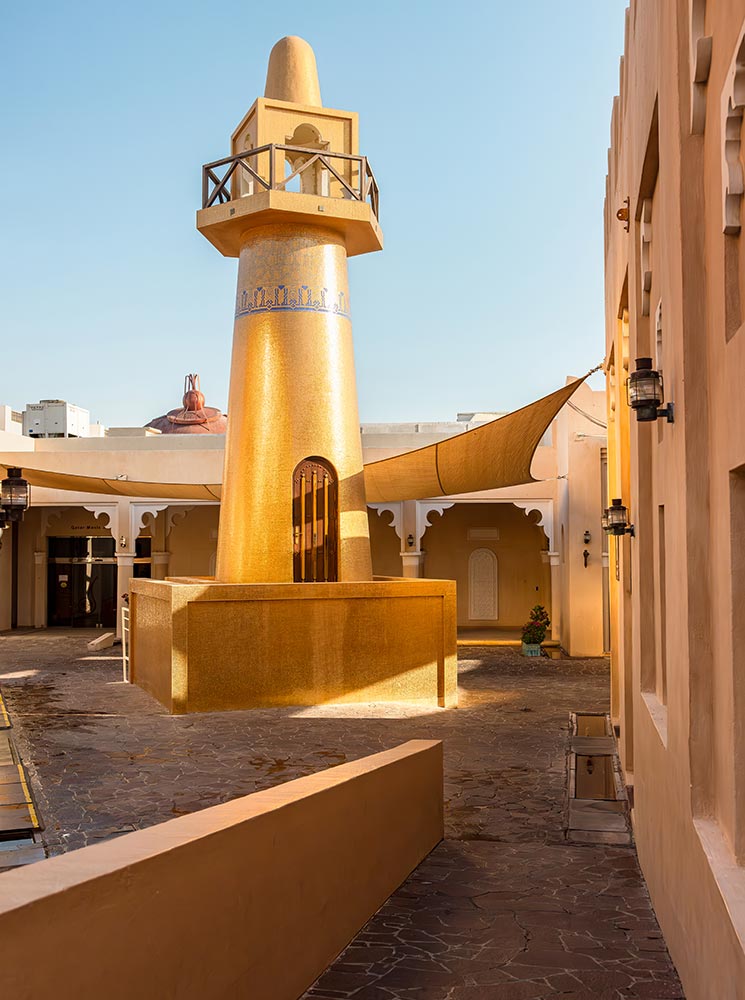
627,357 -> 674,423
601,509 -> 610,533
1,468 -> 30,521
607,498 -> 635,537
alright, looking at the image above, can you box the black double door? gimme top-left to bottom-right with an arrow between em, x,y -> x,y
47,537 -> 117,628
47,537 -> 153,628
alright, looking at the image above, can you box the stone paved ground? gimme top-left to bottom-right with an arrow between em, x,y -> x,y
0,631 -> 683,998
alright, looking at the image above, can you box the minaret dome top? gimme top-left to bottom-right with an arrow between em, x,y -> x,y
264,36 -> 322,107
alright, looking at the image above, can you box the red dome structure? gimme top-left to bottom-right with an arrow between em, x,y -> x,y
145,374 -> 227,435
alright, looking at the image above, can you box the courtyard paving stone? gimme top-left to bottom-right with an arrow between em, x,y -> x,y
0,631 -> 684,998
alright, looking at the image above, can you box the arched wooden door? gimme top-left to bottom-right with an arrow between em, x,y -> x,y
293,457 -> 339,582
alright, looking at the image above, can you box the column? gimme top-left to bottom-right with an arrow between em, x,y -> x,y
401,552 -> 424,577
412,501 -> 455,578
548,551 -> 562,644
33,551 -> 46,628
401,500 -> 422,577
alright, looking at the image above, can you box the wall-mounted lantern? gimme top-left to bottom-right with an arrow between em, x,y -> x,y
0,468 -> 29,523
627,357 -> 674,423
583,530 -> 591,544
616,197 -> 630,232
406,533 -> 415,548
603,498 -> 635,537
601,510 -> 610,533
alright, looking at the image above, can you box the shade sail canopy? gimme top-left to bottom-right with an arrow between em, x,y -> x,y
363,376 -> 587,503
0,376 -> 588,503
0,464 -> 222,500
0,460 -> 223,500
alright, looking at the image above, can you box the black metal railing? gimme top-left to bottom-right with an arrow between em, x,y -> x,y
201,144 -> 380,221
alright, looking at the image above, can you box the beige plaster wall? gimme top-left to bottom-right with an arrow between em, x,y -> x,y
167,505 -> 220,577
556,383 -> 607,656
0,393 -> 605,650
16,508 -> 40,627
0,529 -> 11,632
0,740 -> 443,1000
29,432 -> 225,480
605,2 -> 745,995
367,507 -> 402,577
422,503 -> 549,628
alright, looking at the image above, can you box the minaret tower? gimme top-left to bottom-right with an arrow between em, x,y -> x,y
197,36 -> 382,584
129,35 -> 454,714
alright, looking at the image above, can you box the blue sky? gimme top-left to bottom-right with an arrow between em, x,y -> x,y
0,1 -> 627,426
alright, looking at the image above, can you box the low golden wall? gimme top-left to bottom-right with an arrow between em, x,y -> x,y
0,740 -> 443,1000
129,577 -> 457,713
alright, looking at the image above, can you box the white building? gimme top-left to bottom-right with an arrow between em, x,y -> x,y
0,380 -> 607,655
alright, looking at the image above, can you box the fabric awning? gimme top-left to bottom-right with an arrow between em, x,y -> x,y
0,460 -> 222,500
0,375 -> 589,503
363,376 -> 586,502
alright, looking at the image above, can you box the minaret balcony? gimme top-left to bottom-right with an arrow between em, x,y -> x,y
197,143 -> 383,258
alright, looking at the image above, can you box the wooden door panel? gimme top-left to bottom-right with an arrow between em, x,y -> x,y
293,458 -> 339,582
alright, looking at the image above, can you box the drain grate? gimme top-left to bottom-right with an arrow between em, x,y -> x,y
0,833 -> 45,870
0,688 -> 44,853
575,713 -> 609,738
566,712 -> 631,846
0,747 -> 42,836
575,754 -> 616,800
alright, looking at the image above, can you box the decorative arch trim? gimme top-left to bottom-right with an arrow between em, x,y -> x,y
415,502 -> 455,550
690,0 -> 712,134
511,500 -> 555,553
722,23 -> 745,233
368,503 -> 403,540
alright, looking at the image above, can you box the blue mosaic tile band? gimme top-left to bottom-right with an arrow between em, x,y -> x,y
235,285 -> 351,320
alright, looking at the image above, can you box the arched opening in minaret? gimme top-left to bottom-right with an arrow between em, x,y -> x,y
284,123 -> 330,197
283,157 -> 303,193
292,457 -> 339,582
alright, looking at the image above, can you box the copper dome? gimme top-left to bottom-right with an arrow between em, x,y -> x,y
145,374 -> 227,435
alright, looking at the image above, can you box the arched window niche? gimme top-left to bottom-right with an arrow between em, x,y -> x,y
284,123 -> 330,197
468,548 -> 499,621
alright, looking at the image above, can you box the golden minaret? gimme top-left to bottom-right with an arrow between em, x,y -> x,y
197,36 -> 383,584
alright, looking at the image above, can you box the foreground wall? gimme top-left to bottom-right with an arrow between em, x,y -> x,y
605,2 -> 745,995
129,576 -> 458,712
0,740 -> 443,1000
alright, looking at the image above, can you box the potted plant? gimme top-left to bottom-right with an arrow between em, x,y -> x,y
521,605 -> 551,657
530,604 -> 550,630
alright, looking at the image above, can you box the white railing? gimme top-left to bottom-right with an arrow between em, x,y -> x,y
121,606 -> 130,682
202,143 -> 380,220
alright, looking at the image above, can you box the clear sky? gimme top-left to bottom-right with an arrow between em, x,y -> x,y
1,1 -> 627,427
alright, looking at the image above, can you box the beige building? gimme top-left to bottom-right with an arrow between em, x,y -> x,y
0,380 -> 606,655
605,2 -> 745,995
